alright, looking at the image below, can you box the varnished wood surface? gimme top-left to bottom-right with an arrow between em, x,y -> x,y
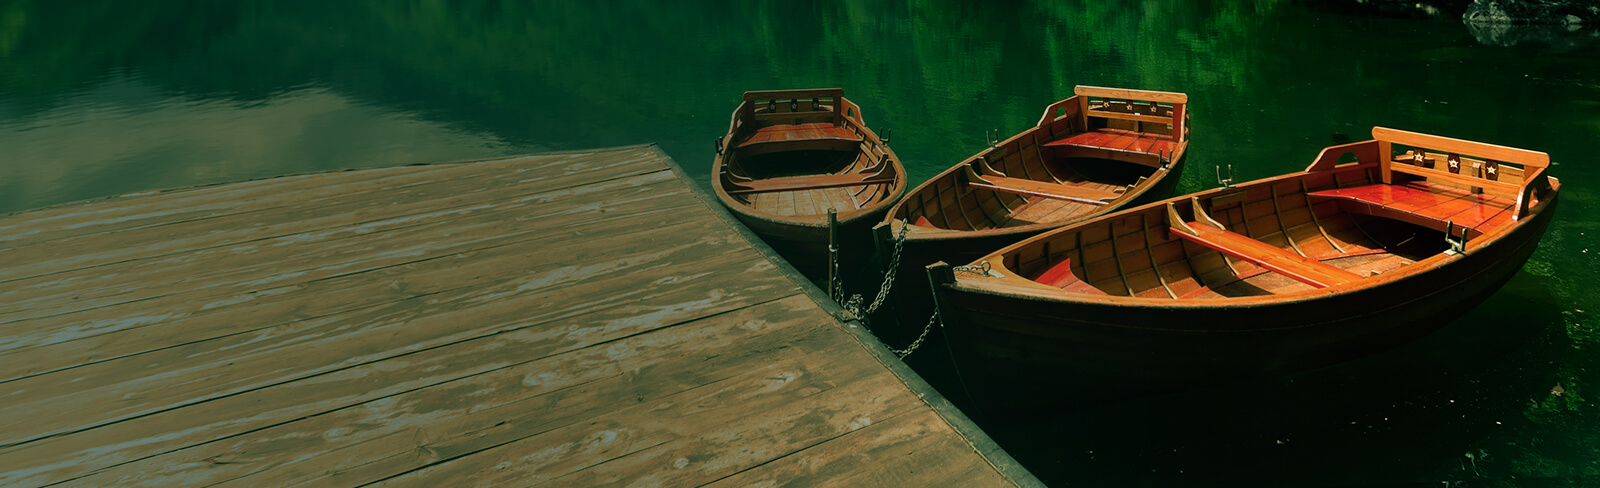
969,173 -> 1119,204
964,138 -> 1554,301
1171,220 -> 1363,288
1072,85 -> 1189,104
1309,181 -> 1515,238
737,123 -> 863,147
927,131 -> 1562,413
0,145 -> 1029,488
1044,128 -> 1180,163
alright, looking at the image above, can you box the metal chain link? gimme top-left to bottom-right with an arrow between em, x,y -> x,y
830,219 -> 909,318
889,309 -> 940,358
860,220 -> 910,315
830,242 -> 843,303
825,219 -> 945,358
951,260 -> 994,276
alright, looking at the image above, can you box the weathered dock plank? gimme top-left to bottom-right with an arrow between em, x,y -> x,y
0,145 -> 1037,487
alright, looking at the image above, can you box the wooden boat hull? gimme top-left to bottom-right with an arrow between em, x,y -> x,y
933,194 -> 1555,410
726,202 -> 890,284
927,128 -> 1561,415
873,160 -> 1181,344
711,89 -> 907,285
872,86 -> 1190,341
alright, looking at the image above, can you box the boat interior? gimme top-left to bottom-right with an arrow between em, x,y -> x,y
716,88 -> 900,219
989,127 -> 1555,299
893,86 -> 1189,231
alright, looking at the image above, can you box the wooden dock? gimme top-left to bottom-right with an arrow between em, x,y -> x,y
0,145 -> 1040,487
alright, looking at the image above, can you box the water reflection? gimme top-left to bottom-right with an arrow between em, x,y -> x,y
0,77 -> 511,212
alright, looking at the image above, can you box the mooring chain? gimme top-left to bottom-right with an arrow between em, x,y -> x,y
861,219 -> 911,315
827,220 -> 942,357
889,309 -> 940,358
833,220 -> 910,319
830,245 -> 843,303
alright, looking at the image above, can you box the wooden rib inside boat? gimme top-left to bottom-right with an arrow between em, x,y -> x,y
712,88 -> 906,283
872,86 -> 1188,343
928,127 -> 1560,413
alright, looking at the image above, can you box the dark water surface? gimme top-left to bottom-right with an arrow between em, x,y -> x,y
2,1 -> 1597,485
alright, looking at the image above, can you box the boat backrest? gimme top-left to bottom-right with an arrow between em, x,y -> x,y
1369,127 -> 1553,219
740,88 -> 848,128
1052,86 -> 1189,142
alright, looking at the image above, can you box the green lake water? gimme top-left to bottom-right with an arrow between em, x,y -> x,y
2,1 -> 1597,485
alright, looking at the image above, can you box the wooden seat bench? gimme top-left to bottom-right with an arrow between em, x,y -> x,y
961,164 -> 1120,205
736,123 -> 862,148
1033,86 -> 1188,169
1167,200 -> 1362,288
1298,127 -> 1552,241
1308,182 -> 1514,239
723,173 -> 890,195
1043,128 -> 1180,165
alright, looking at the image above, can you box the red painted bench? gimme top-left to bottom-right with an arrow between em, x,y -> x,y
1043,128 -> 1180,166
1308,182 -> 1514,239
1033,86 -> 1188,168
737,123 -> 862,148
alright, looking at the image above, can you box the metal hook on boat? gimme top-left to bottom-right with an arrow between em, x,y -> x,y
1159,149 -> 1172,169
713,136 -> 724,154
985,129 -> 1000,149
1215,164 -> 1234,188
880,128 -> 891,146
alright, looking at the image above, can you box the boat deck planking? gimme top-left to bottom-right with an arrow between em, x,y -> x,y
0,145 -> 1033,488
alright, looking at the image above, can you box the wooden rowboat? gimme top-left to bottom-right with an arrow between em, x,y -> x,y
873,86 -> 1188,339
928,127 -> 1560,412
712,88 -> 907,283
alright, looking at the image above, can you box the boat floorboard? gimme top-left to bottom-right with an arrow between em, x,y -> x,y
0,145 -> 1034,488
